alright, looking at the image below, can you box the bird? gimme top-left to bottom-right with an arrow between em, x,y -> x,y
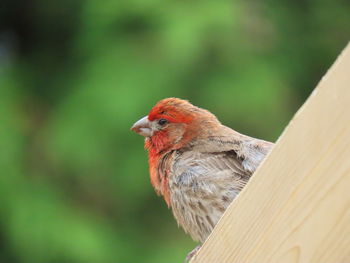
131,98 -> 274,261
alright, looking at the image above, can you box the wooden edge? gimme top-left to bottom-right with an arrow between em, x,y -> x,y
191,42 -> 350,263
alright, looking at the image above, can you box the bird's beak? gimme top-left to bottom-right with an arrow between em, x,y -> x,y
131,116 -> 153,137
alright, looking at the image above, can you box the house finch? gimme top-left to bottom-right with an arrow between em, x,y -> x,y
131,98 -> 274,261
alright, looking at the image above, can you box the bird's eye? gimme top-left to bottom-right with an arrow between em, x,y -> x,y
158,118 -> 168,126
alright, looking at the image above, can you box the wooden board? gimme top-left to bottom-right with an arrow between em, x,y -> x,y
191,43 -> 350,263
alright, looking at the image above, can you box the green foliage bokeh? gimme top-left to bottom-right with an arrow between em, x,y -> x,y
0,0 -> 349,262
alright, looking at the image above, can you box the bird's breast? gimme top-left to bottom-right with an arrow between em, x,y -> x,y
148,151 -> 175,206
167,152 -> 240,242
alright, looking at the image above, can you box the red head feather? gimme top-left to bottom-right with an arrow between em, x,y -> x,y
148,98 -> 195,124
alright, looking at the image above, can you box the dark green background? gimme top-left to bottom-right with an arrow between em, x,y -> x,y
0,0 -> 349,262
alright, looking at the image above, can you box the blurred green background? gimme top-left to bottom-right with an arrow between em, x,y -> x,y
0,0 -> 349,262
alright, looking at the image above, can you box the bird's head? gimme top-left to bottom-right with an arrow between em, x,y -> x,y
131,98 -> 220,155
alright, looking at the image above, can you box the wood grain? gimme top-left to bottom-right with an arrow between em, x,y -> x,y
191,43 -> 350,263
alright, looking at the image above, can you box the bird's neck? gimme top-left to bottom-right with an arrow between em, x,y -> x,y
146,143 -> 173,207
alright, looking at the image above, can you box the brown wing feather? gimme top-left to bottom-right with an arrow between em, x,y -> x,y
168,133 -> 274,242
